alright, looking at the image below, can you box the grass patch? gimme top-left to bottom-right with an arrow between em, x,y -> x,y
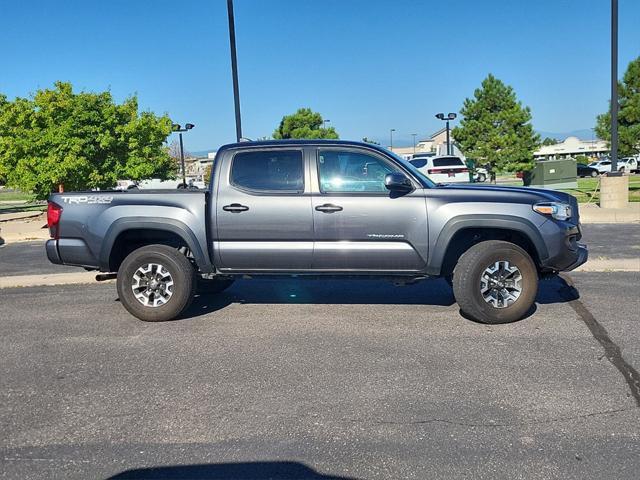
0,189 -> 36,202
561,176 -> 640,203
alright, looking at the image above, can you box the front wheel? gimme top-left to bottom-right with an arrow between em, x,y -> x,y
452,240 -> 538,324
117,244 -> 195,322
590,170 -> 598,177
477,173 -> 486,183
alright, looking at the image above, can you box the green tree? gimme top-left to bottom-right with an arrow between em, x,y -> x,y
595,56 -> 640,157
452,74 -> 539,172
542,137 -> 559,146
273,108 -> 338,139
0,81 -> 175,198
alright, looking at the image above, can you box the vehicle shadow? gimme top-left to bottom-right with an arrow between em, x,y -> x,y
180,274 -> 580,322
108,460 -> 358,479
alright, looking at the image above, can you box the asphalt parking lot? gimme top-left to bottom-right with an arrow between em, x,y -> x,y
1,267 -> 639,479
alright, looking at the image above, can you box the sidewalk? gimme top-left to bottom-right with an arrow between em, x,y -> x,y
0,212 -> 50,244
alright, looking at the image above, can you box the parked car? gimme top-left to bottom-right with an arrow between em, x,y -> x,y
588,159 -> 626,174
473,167 -> 488,183
45,139 -> 587,325
619,157 -> 639,173
409,155 -> 470,183
577,163 -> 599,178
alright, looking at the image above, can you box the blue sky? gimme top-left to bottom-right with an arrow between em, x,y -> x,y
2,0 -> 639,150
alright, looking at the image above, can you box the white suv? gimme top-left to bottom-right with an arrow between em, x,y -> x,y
409,155 -> 470,183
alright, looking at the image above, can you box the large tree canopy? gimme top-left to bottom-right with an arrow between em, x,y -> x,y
273,108 -> 338,139
452,74 -> 539,172
595,56 -> 640,157
0,81 -> 175,198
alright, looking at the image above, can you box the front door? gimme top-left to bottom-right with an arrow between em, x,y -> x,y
311,147 -> 428,272
215,148 -> 313,271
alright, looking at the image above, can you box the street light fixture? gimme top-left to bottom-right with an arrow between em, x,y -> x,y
323,119 -> 331,129
390,128 -> 396,151
435,112 -> 457,155
172,123 -> 195,187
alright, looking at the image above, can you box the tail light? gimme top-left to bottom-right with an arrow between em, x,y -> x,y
428,169 -> 437,174
460,168 -> 469,173
47,202 -> 62,239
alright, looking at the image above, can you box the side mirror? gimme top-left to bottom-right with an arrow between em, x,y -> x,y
385,172 -> 413,192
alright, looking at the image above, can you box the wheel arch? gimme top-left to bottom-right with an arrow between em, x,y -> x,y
100,218 -> 211,273
427,215 -> 548,276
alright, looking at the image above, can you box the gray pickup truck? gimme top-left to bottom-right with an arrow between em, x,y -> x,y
46,140 -> 587,324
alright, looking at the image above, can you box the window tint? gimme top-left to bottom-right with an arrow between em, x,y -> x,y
410,158 -> 428,168
318,150 -> 395,193
433,157 -> 465,167
231,150 -> 304,192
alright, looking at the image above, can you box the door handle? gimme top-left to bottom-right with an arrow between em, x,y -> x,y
315,203 -> 343,213
223,203 -> 249,213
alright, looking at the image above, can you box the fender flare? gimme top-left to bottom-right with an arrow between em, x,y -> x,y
100,217 -> 212,272
426,214 -> 549,276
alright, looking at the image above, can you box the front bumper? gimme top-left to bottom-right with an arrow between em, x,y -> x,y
563,244 -> 588,271
538,221 -> 588,272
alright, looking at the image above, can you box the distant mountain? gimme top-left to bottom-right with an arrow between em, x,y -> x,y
536,129 -> 597,141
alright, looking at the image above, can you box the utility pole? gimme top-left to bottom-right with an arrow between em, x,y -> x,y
610,0 -> 619,173
411,133 -> 417,154
227,0 -> 242,142
390,128 -> 395,152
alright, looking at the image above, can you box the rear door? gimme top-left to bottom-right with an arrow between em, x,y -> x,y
310,147 -> 428,272
214,147 -> 313,271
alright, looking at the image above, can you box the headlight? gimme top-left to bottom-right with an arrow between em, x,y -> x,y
533,202 -> 572,221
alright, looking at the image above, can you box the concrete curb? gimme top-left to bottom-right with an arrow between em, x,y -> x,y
579,203 -> 640,224
0,272 -> 110,289
0,211 -> 44,222
1,259 -> 638,289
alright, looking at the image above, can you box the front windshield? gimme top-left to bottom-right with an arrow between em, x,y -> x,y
386,151 -> 437,188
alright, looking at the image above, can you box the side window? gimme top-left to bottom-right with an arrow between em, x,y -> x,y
410,158 -> 428,168
317,150 -> 396,193
231,150 -> 304,193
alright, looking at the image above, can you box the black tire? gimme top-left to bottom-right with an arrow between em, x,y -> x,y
117,244 -> 195,322
590,170 -> 598,177
452,240 -> 538,324
477,173 -> 486,183
197,277 -> 235,294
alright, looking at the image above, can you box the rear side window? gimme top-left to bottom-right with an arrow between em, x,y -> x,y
410,158 -> 428,168
433,157 -> 465,167
231,150 -> 304,192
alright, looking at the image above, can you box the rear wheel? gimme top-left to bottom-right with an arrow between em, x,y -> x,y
117,244 -> 195,322
590,170 -> 598,177
452,240 -> 538,324
477,173 -> 486,183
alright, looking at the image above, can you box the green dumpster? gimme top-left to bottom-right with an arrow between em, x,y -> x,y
523,159 -> 577,190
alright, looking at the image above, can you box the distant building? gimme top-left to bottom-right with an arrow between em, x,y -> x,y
184,152 -> 216,178
534,136 -> 608,160
391,128 -> 462,159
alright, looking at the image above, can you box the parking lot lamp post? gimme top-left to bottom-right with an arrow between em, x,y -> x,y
390,128 -> 395,152
411,133 -> 417,154
227,0 -> 242,142
172,123 -> 195,186
323,119 -> 331,131
610,0 -> 619,174
435,113 -> 457,155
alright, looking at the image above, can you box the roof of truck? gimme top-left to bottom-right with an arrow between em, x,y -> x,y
217,139 -> 388,154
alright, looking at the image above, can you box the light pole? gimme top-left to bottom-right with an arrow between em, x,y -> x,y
172,123 -> 195,187
610,0 -> 619,174
435,112 -> 457,155
390,128 -> 396,151
411,133 -> 417,154
226,0 -> 242,142
323,119 -> 331,129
